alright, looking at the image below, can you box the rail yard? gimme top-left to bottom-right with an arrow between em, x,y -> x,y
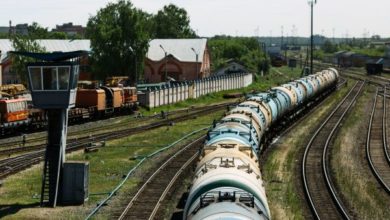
1,1 -> 390,220
0,61 -> 389,220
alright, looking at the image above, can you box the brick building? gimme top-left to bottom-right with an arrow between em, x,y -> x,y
52,23 -> 86,37
144,39 -> 210,83
0,39 -> 90,85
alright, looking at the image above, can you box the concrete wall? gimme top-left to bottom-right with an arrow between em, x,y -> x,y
139,73 -> 253,108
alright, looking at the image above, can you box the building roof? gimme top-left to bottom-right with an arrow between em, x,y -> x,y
147,38 -> 207,63
0,39 -> 90,61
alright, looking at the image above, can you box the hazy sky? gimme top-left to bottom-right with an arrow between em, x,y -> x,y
1,0 -> 388,38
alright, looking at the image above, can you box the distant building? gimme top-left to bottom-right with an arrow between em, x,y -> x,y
214,60 -> 249,76
0,39 -> 91,85
52,23 -> 86,36
0,23 -> 29,36
144,39 -> 211,83
13,24 -> 29,35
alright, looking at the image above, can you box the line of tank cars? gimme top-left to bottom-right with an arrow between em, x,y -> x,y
184,68 -> 340,220
0,83 -> 137,134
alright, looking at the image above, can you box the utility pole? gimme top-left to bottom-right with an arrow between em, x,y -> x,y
159,44 -> 168,82
129,46 -> 137,85
191,47 -> 199,80
308,0 -> 317,75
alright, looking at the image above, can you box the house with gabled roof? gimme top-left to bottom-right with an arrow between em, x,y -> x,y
144,38 -> 210,83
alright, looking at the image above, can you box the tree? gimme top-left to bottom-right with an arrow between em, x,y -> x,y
27,22 -> 50,39
321,40 -> 338,53
49,31 -> 68,39
86,0 -> 152,84
208,37 -> 269,75
10,35 -> 46,85
154,4 -> 196,38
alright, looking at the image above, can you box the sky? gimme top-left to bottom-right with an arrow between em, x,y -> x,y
1,0 -> 389,38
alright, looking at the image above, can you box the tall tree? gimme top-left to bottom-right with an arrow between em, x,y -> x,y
11,35 -> 46,84
86,0 -> 152,83
154,4 -> 196,38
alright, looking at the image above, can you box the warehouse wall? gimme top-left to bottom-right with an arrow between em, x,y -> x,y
138,73 -> 253,108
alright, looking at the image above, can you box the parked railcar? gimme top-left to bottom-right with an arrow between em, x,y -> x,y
0,98 -> 30,132
0,85 -> 138,135
184,68 -> 339,220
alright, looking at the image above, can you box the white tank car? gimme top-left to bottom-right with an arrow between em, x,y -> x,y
184,142 -> 271,220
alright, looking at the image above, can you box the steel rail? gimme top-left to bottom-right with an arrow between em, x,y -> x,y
366,87 -> 390,193
117,136 -> 204,220
0,102 -> 235,148
302,80 -> 364,219
148,152 -> 198,220
0,104 -> 228,179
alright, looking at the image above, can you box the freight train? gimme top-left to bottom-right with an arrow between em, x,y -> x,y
0,86 -> 137,134
184,68 -> 340,220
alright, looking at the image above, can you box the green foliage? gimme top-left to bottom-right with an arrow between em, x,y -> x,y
10,35 -> 46,84
27,22 -> 50,39
208,36 -> 269,75
154,4 -> 196,38
0,32 -> 9,39
86,0 -> 153,83
352,46 -> 386,57
321,40 -> 338,53
313,49 -> 324,60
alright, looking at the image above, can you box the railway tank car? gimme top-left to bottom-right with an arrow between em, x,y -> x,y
184,68 -> 339,220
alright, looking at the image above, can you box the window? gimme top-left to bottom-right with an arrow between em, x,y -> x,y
43,67 -> 57,90
29,67 -> 42,90
58,67 -> 70,90
72,65 -> 79,89
28,66 -> 71,91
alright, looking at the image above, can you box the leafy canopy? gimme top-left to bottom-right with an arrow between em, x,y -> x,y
86,0 -> 153,83
154,4 -> 196,38
208,36 -> 269,75
10,35 -> 46,84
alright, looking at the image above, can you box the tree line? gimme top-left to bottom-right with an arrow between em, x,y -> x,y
8,0 -> 269,85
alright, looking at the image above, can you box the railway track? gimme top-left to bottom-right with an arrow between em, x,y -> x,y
366,87 -> 390,193
0,102 -> 234,157
312,62 -> 390,86
0,103 -> 229,179
0,102 -> 237,151
302,80 -> 365,219
115,136 -> 204,220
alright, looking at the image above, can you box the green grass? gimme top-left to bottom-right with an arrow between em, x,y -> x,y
0,110 -> 224,220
